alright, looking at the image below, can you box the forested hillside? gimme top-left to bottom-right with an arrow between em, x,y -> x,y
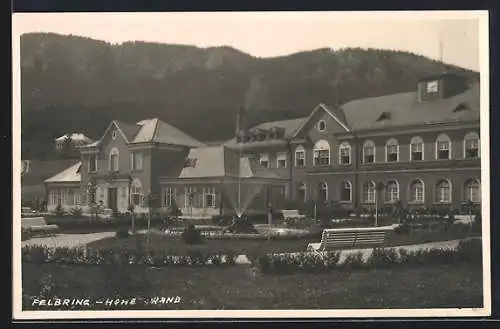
20,33 -> 478,159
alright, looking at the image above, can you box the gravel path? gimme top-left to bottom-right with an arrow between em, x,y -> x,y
21,232 -> 115,248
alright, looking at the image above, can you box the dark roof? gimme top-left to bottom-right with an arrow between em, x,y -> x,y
340,82 -> 479,132
224,117 -> 307,147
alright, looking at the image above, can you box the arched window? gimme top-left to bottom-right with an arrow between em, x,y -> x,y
435,179 -> 452,203
109,148 -> 119,172
297,183 -> 307,202
436,134 -> 451,160
385,138 -> 399,162
409,179 -> 425,203
464,132 -> 480,159
363,140 -> 376,164
295,145 -> 306,167
340,181 -> 352,202
130,179 -> 143,206
339,142 -> 351,165
317,120 -> 327,132
464,178 -> 481,203
318,181 -> 328,203
363,181 -> 376,203
385,180 -> 399,203
313,140 -> 330,166
410,136 -> 424,161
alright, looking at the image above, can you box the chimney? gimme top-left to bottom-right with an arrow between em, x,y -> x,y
235,108 -> 241,137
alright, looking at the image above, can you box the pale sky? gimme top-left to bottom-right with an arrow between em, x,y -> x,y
12,11 -> 487,71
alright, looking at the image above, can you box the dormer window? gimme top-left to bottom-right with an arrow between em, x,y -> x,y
377,112 -> 391,122
426,80 -> 439,93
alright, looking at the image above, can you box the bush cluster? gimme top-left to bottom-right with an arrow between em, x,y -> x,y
21,245 -> 240,267
252,239 -> 482,274
45,213 -> 172,231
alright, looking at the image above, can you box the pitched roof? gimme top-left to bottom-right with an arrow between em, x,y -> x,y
224,117 -> 307,147
340,82 -> 479,132
162,146 -> 289,181
22,159 -> 80,186
55,133 -> 93,142
82,118 -> 205,148
44,162 -> 82,183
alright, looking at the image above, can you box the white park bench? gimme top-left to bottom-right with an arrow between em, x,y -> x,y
21,217 -> 59,235
282,209 -> 306,221
306,224 -> 398,252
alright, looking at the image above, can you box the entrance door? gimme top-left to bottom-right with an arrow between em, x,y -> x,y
108,188 -> 118,211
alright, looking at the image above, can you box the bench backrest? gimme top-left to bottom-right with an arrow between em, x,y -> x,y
21,217 -> 48,228
320,227 -> 392,249
282,209 -> 301,218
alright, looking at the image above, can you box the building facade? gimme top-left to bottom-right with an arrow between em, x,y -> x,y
225,72 -> 481,212
44,72 -> 481,216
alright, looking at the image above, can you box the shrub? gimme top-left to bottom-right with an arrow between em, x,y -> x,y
181,224 -> 203,245
472,211 -> 482,233
340,252 -> 366,270
54,204 -> 65,217
224,250 -> 237,265
21,227 -> 32,241
69,207 -> 83,217
394,222 -> 410,235
115,227 -> 130,239
225,217 -> 259,234
324,251 -> 342,269
455,238 -> 482,263
367,248 -> 400,268
187,249 -> 209,266
209,253 -> 223,266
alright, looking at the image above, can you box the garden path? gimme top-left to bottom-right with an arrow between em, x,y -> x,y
21,232 -> 116,248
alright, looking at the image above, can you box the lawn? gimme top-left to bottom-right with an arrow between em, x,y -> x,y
85,224 -> 481,256
22,262 -> 483,310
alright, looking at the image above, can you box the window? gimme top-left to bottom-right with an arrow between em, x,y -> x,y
88,154 -> 98,172
111,130 -> 117,140
363,140 -> 375,163
427,80 -> 439,93
260,153 -> 269,168
131,151 -> 143,170
162,187 -> 176,207
317,120 -> 326,132
386,139 -> 399,162
464,179 -> 481,203
109,148 -> 119,172
409,179 -> 424,203
277,152 -> 287,168
435,180 -> 451,203
385,180 -> 399,203
464,132 -> 480,159
410,136 -> 424,161
436,134 -> 451,160
340,181 -> 352,202
339,142 -> 351,165
67,188 -> 75,206
363,181 -> 376,203
203,187 -> 217,208
295,146 -> 305,167
318,182 -> 328,203
313,140 -> 330,166
74,191 -> 81,206
130,179 -> 143,206
297,183 -> 307,202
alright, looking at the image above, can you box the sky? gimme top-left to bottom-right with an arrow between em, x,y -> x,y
12,11 -> 486,71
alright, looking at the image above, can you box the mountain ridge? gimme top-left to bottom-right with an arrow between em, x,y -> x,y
19,32 -> 479,160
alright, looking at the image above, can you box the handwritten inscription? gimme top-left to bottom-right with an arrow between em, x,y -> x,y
31,296 -> 182,308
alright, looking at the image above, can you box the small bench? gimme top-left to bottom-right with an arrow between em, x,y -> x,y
307,224 -> 398,252
21,217 -> 59,236
282,209 -> 306,221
